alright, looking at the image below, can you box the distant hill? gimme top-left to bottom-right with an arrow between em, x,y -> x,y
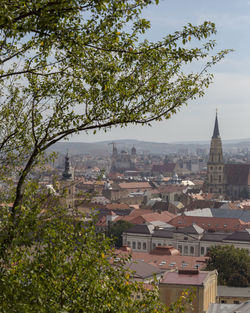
47,138 -> 250,155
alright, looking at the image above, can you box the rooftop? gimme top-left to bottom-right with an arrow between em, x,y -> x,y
160,270 -> 210,286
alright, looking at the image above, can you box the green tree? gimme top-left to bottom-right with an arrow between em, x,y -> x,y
0,0 -> 229,311
0,0 -> 230,215
205,245 -> 250,286
107,220 -> 134,248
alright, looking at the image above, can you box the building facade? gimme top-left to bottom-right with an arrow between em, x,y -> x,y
205,113 -> 224,195
204,113 -> 250,200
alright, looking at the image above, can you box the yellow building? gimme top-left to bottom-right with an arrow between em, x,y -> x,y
159,269 -> 217,313
217,286 -> 250,304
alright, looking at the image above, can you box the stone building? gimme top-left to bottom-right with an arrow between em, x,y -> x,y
122,223 -> 250,257
159,269 -> 218,313
205,112 -> 224,195
204,113 -> 250,199
110,143 -> 137,173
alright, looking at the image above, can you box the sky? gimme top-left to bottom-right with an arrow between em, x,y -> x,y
72,0 -> 250,143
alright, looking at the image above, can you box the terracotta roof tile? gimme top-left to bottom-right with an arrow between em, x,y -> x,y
161,270 -> 209,285
118,182 -> 152,189
169,215 -> 247,232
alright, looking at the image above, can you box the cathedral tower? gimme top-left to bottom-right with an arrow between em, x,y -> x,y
206,112 -> 224,195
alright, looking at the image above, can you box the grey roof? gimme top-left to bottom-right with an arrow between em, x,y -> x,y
186,207 -> 250,223
125,260 -> 165,279
212,113 -> 220,138
152,229 -> 174,238
201,232 -> 229,242
218,286 -> 250,298
207,301 -> 250,313
224,229 -> 250,242
211,208 -> 250,223
175,223 -> 204,235
184,208 -> 213,217
125,224 -> 154,235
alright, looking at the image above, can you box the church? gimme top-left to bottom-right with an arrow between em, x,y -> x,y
204,113 -> 250,200
110,143 -> 137,173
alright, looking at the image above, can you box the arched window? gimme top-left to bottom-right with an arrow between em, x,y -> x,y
137,242 -> 141,249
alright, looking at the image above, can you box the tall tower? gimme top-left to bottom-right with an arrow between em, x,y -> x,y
206,112 -> 224,195
62,152 -> 72,180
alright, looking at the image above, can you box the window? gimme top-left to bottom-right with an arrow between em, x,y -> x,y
137,242 -> 141,250
219,166 -> 221,170
153,243 -> 156,249
190,246 -> 194,254
234,301 -> 240,304
143,242 -> 147,250
210,166 -> 213,170
158,243 -> 161,246
201,247 -> 205,255
184,246 -> 188,254
178,245 -> 182,253
221,300 -> 227,304
184,236 -> 188,240
219,175 -> 221,182
132,242 -> 136,249
210,175 -> 213,182
127,241 -> 131,247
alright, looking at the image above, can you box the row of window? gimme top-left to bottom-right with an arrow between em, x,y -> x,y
127,241 -> 147,250
127,240 -> 210,256
210,174 -> 222,183
210,166 -> 222,170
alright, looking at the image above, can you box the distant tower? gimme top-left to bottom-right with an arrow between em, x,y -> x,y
131,145 -> 137,168
111,142 -> 118,158
62,152 -> 72,180
131,145 -> 136,157
205,112 -> 224,195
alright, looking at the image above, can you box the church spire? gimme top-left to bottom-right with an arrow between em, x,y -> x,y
62,151 -> 72,180
212,110 -> 220,138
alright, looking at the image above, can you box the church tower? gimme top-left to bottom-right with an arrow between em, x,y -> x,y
62,152 -> 72,180
205,112 -> 224,195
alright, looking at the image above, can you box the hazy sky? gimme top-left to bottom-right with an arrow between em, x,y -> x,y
72,0 -> 250,143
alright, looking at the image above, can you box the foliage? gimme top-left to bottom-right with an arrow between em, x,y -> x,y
228,273 -> 249,288
205,245 -> 250,286
0,195 -> 194,312
0,203 -> 163,312
0,0 -> 229,311
107,220 -> 134,248
0,0 -> 230,213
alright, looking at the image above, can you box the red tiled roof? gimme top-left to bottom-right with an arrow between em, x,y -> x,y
105,203 -> 130,210
169,215 -> 247,232
115,249 -> 207,271
118,182 -> 152,189
117,210 -> 176,224
152,163 -> 176,173
161,270 -> 209,285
